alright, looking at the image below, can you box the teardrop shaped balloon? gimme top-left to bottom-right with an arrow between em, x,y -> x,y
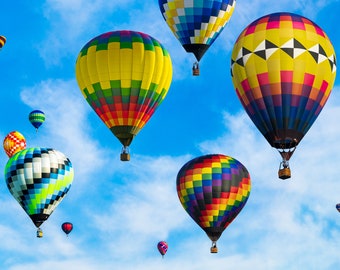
29,110 -> 45,131
176,154 -> 251,253
4,147 -> 74,236
159,0 -> 236,75
0,35 -> 6,49
3,131 -> 26,157
336,204 -> 340,213
157,241 -> 168,257
231,12 -> 336,179
61,222 -> 73,236
75,30 -> 172,161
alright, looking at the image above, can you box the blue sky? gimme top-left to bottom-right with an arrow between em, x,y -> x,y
1,1 -> 340,269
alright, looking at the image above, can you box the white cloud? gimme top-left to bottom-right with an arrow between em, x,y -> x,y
20,79 -> 114,195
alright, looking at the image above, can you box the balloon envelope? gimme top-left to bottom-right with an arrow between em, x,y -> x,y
159,0 -> 236,62
4,147 -> 74,229
0,35 -> 6,49
231,12 -> 336,153
3,131 -> 26,157
176,154 -> 251,248
29,110 -> 45,130
62,222 -> 73,235
157,241 -> 168,256
75,30 -> 172,158
336,204 -> 340,213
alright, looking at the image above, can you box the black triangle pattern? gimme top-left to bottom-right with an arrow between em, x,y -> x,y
232,38 -> 336,73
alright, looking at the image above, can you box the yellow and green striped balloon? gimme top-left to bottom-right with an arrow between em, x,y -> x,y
75,30 -> 172,157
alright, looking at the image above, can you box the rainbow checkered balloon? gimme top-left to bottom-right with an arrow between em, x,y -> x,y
176,154 -> 251,245
4,147 -> 74,229
75,30 -> 172,151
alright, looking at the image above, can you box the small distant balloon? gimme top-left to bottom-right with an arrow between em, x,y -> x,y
0,36 -> 6,49
3,131 -> 26,157
157,241 -> 168,257
336,204 -> 340,213
29,110 -> 45,131
61,222 -> 73,236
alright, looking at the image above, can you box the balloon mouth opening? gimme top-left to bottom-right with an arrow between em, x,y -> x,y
273,138 -> 299,149
30,213 -> 49,228
183,44 -> 209,62
204,227 -> 223,242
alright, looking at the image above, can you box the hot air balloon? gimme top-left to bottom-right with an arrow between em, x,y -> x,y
336,204 -> 340,213
29,110 -> 45,131
177,154 -> 251,253
231,12 -> 336,179
75,30 -> 172,161
157,241 -> 168,258
61,222 -> 73,236
4,147 -> 74,237
3,131 -> 26,158
158,0 -> 236,75
0,35 -> 6,49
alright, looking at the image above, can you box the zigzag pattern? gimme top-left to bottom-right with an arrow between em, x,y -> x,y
231,38 -> 337,76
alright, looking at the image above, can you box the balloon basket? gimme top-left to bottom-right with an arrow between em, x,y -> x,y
36,228 -> 43,238
210,246 -> 218,253
192,62 -> 200,76
278,167 -> 291,179
120,152 -> 130,161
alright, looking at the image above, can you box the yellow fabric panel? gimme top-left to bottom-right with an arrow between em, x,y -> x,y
86,46 -> 100,86
108,43 -> 121,81
79,57 -> 95,95
184,180 -> 193,188
131,42 -> 144,82
201,167 -> 212,174
150,46 -> 164,90
120,49 -> 133,88
95,50 -> 111,90
140,50 -> 155,90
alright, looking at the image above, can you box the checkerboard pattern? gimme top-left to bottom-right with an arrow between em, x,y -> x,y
4,148 -> 74,227
176,154 -> 251,241
159,0 -> 236,60
231,12 -> 336,148
3,131 -> 26,157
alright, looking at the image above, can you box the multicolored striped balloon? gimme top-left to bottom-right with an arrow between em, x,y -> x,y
176,154 -> 251,252
75,30 -> 172,160
159,0 -> 236,62
4,148 -> 74,232
231,12 -> 336,177
3,131 -> 26,157
29,110 -> 45,131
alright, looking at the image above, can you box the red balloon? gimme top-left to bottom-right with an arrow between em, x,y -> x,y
61,222 -> 73,236
157,241 -> 168,257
